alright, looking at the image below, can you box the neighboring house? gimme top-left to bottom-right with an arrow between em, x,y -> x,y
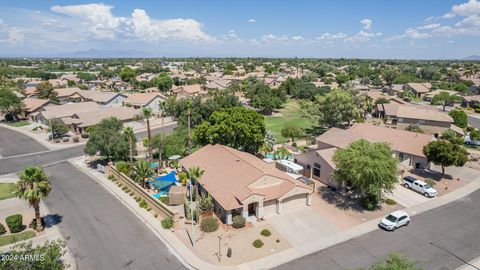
22,98 -> 55,119
123,93 -> 166,112
423,89 -> 461,103
77,90 -> 127,107
375,103 -> 458,136
63,106 -> 140,133
461,95 -> 480,108
172,84 -> 208,98
295,123 -> 434,187
205,79 -> 230,90
33,101 -> 100,124
404,83 -> 432,98
383,84 -> 404,96
180,144 -> 313,225
55,87 -> 83,103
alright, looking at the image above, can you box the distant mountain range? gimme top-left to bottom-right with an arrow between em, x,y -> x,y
462,55 -> 480,61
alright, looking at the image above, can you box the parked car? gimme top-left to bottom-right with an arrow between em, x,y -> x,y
402,176 -> 437,197
379,210 -> 410,231
465,133 -> 480,146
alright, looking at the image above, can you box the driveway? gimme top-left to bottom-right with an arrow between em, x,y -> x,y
268,207 -> 340,249
43,162 -> 185,270
390,184 -> 429,208
0,125 -> 47,157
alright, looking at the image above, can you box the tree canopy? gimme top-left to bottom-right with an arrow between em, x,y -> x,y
423,140 -> 468,179
245,81 -> 286,115
280,122 -> 304,142
195,107 -> 266,153
0,87 -> 24,121
430,92 -> 461,111
119,67 -> 136,82
0,239 -> 68,270
448,108 -> 468,128
84,117 -> 129,160
303,90 -> 360,127
35,81 -> 58,101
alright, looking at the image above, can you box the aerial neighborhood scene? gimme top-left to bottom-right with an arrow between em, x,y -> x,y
1,1 -> 480,270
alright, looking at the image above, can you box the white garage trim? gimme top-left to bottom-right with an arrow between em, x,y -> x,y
263,199 -> 277,216
282,194 -> 308,212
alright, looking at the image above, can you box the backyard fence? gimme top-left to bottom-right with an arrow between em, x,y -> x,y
106,164 -> 179,229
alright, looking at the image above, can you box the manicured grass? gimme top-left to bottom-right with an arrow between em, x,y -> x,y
0,231 -> 37,247
0,183 -> 17,201
7,121 -> 30,127
265,99 -> 313,143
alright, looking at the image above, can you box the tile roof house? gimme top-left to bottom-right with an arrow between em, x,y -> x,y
295,123 -> 434,187
375,103 -> 460,136
123,93 -> 166,112
404,83 -> 432,98
63,106 -> 141,133
180,144 -> 313,224
172,84 -> 208,98
33,102 -> 100,124
22,98 -> 55,118
77,90 -> 127,107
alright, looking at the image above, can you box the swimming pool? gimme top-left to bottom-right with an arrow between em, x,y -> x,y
152,191 -> 168,198
265,153 -> 293,160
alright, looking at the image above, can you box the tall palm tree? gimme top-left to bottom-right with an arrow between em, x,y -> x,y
123,127 -> 135,164
186,100 -> 193,155
142,107 -> 153,161
133,159 -> 152,188
187,166 -> 204,199
152,133 -> 165,170
16,166 -> 52,232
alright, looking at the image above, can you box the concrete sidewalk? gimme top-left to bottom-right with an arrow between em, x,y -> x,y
72,155 -> 480,270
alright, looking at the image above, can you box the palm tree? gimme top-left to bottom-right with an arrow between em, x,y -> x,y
123,127 -> 135,164
186,100 -> 192,155
142,107 -> 153,161
16,166 -> 52,232
187,166 -> 204,199
133,159 -> 152,188
152,133 -> 165,170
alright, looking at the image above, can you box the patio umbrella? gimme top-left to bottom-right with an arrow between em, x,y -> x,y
151,180 -> 175,191
168,155 -> 181,160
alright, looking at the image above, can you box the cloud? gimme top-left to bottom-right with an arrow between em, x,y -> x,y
50,3 -> 212,42
261,34 -> 288,43
292,35 -> 304,41
417,23 -> 440,30
247,18 -> 255,23
442,0 -> 480,18
360,19 -> 372,30
0,19 -> 26,44
317,32 -> 347,40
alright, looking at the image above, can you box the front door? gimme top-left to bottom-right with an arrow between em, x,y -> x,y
248,203 -> 256,216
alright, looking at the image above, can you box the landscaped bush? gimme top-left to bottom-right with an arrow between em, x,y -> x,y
184,197 -> 198,223
232,215 -> 245,228
361,194 -> 379,211
200,217 -> 218,232
54,139 -> 61,143
424,178 -> 437,186
198,194 -> 214,215
122,186 -> 128,191
62,137 -> 69,142
73,136 -> 79,143
0,223 -> 5,235
252,239 -> 264,248
6,214 -> 23,233
81,133 -> 89,139
161,218 -> 173,229
260,229 -> 271,237
385,198 -> 397,205
29,217 -> 45,230
159,196 -> 169,205
108,175 -> 115,180
139,199 -> 148,209
115,161 -> 131,176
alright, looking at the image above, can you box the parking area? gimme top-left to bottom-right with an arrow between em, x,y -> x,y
390,184 -> 429,208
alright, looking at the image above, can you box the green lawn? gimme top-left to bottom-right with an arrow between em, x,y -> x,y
7,121 -> 30,127
265,99 -> 313,143
0,183 -> 17,201
0,231 -> 37,247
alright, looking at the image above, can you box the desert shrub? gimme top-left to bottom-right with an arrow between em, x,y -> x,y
54,139 -> 61,143
385,198 -> 397,205
81,133 -> 89,139
232,215 -> 245,228
0,223 -> 5,235
73,136 -> 80,143
159,196 -> 169,205
252,239 -> 264,248
29,217 -> 45,230
122,186 -> 128,191
361,194 -> 379,211
161,218 -> 173,229
424,178 -> 437,186
108,175 -> 115,180
260,229 -> 271,237
115,161 -> 131,175
198,194 -> 214,215
62,137 -> 69,142
6,214 -> 23,233
200,217 -> 218,232
129,192 -> 134,196
139,199 -> 148,209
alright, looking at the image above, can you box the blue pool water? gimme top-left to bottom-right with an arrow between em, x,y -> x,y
265,153 -> 293,160
152,191 -> 168,198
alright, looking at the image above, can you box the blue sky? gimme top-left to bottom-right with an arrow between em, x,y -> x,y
0,0 -> 479,59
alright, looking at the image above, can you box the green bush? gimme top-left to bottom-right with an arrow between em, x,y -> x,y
115,161 -> 131,175
385,198 -> 397,205
361,194 -> 379,211
107,175 -> 115,180
200,217 -> 218,232
54,139 -> 61,143
81,133 -> 89,139
73,136 -> 79,143
252,239 -> 264,248
159,196 -> 169,205
122,186 -> 128,191
232,215 -> 245,228
6,214 -> 23,233
198,194 -> 214,215
139,199 -> 148,209
424,178 -> 437,186
0,223 -> 5,235
260,229 -> 271,237
161,218 -> 173,229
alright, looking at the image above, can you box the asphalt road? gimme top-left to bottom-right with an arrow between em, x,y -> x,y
275,189 -> 480,270
43,162 -> 185,270
0,123 -> 177,175
0,126 -> 48,157
468,115 -> 480,129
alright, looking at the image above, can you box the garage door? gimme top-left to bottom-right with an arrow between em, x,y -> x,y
282,194 -> 307,212
263,199 -> 277,217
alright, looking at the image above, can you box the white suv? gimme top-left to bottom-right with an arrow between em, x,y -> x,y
379,210 -> 410,231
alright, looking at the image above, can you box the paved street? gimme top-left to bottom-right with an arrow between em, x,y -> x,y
0,123 -> 177,175
43,162 -> 185,270
275,189 -> 480,270
0,125 -> 48,157
468,115 -> 480,129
